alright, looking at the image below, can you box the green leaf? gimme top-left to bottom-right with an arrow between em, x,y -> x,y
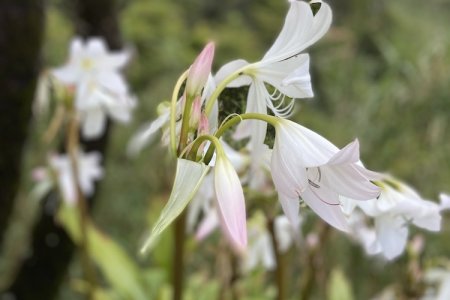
140,158 -> 209,254
327,268 -> 354,300
58,206 -> 148,300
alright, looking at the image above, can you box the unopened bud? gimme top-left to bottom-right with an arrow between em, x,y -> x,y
198,113 -> 210,135
185,42 -> 215,97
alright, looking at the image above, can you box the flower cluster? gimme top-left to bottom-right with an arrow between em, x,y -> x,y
137,0 -> 446,261
33,37 -> 136,205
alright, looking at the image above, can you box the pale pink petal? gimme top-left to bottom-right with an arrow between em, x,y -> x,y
214,156 -> 247,252
186,42 -> 215,97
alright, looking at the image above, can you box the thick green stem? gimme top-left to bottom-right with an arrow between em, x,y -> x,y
173,211 -> 187,300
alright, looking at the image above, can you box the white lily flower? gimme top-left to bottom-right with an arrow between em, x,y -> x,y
215,1 -> 332,148
271,118 -> 380,232
344,176 -> 443,260
34,151 -> 103,205
53,37 -> 136,139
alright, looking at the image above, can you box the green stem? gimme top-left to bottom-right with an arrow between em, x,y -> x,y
177,93 -> 195,155
173,211 -> 186,300
204,64 -> 253,116
203,113 -> 278,162
170,70 -> 189,155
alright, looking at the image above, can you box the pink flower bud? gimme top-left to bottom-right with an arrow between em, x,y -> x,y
198,113 -> 210,136
185,42 -> 215,97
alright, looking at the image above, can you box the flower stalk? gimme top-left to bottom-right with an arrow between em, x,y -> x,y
66,109 -> 97,299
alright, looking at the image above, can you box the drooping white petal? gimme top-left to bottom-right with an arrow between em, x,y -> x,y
214,155 -> 247,252
263,1 -> 332,63
440,193 -> 450,210
97,71 -> 129,95
375,214 -> 408,260
214,59 -> 252,88
127,112 -> 170,156
258,54 -> 313,99
278,193 -> 301,229
302,185 -> 349,232
233,82 -> 268,150
271,138 -> 309,197
81,107 -> 107,139
141,159 -> 210,253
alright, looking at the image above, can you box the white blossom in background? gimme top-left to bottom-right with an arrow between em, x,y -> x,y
33,151 -> 103,205
343,176 -> 445,260
243,213 -> 298,272
53,37 -> 136,139
422,268 -> 450,300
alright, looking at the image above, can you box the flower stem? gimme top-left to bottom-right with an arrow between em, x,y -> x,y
267,217 -> 287,300
204,64 -> 253,116
173,211 -> 186,300
170,70 -> 189,155
299,223 -> 330,300
66,111 -> 97,299
202,113 -> 277,162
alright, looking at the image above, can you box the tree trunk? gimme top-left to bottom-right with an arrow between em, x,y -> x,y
0,0 -> 45,249
4,1 -> 123,299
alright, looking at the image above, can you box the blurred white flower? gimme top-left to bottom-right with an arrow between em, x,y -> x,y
33,151 -> 103,205
53,37 -> 136,139
344,176 -> 443,260
243,213 -> 298,272
423,268 -> 450,300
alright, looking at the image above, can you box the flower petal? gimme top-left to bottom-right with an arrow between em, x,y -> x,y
302,185 -> 349,232
375,214 -> 408,260
278,193 -> 301,229
214,155 -> 247,252
81,107 -> 107,139
214,59 -> 252,87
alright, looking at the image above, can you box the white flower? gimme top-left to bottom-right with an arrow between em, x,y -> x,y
423,268 -> 450,300
243,213 -> 297,272
34,151 -> 103,205
345,176 -> 443,260
53,37 -> 136,139
270,118 -> 380,232
215,1 -> 332,149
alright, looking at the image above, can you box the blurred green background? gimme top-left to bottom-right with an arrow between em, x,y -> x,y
1,0 -> 450,299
